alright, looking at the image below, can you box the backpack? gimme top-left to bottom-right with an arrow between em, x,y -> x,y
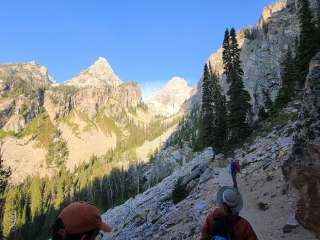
230,161 -> 240,174
211,215 -> 241,240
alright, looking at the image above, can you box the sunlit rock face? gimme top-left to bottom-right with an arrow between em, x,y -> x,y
186,0 -> 307,115
65,57 -> 122,88
0,61 -> 52,133
147,77 -> 193,117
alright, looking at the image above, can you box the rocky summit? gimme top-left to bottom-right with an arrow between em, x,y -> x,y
147,77 -> 193,117
66,57 -> 122,88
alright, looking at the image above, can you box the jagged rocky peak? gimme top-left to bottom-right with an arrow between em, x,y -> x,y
65,57 -> 122,88
147,76 -> 193,117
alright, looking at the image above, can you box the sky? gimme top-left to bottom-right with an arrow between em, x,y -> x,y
0,0 -> 275,99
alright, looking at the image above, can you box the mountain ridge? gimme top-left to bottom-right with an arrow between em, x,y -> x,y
0,57 -> 189,183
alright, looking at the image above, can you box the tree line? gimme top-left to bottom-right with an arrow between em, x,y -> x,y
198,27 -> 251,153
2,154 -> 153,239
0,110 -> 179,239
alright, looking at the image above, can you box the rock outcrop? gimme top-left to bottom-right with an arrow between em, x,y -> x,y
283,53 -> 320,238
102,148 -> 215,240
147,77 -> 193,117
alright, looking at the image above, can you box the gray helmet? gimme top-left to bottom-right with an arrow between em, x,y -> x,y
216,186 -> 243,214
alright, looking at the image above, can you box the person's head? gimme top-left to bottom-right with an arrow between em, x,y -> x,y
217,187 -> 243,215
51,202 -> 112,240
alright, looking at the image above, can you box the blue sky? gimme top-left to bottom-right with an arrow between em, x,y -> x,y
0,0 -> 274,98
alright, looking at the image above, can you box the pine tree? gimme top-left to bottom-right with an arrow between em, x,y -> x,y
200,64 -> 215,148
264,90 -> 275,116
29,176 -> 42,221
258,106 -> 269,121
209,66 -> 227,152
223,29 -> 232,82
297,0 -> 317,85
275,48 -> 296,109
224,28 -> 252,144
316,0 -> 320,50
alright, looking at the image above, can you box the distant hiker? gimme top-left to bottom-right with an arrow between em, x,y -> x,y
200,187 -> 258,240
51,201 -> 112,240
229,159 -> 241,189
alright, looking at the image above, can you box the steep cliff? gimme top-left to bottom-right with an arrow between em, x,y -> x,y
206,0 -> 299,114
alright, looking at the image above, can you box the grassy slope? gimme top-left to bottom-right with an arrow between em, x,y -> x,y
16,112 -> 56,149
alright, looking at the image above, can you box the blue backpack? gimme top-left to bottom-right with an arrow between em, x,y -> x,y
229,162 -> 240,174
211,215 -> 240,240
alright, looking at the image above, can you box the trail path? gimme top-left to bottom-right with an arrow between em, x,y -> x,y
217,167 -> 317,240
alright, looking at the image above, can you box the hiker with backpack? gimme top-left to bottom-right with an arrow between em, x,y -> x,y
51,201 -> 112,240
229,159 -> 241,190
200,187 -> 258,240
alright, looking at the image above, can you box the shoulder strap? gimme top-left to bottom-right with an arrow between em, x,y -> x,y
226,215 -> 241,239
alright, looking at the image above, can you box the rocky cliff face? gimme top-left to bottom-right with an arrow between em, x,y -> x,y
205,0 -> 299,114
0,61 -> 52,92
283,53 -> 320,238
0,61 -> 52,133
147,77 -> 193,117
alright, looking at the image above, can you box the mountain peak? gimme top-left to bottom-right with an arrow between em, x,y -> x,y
91,57 -> 112,70
147,76 -> 193,116
65,57 -> 122,88
165,76 -> 190,90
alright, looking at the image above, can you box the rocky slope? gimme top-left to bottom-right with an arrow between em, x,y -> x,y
101,116 -> 317,240
147,77 -> 193,117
